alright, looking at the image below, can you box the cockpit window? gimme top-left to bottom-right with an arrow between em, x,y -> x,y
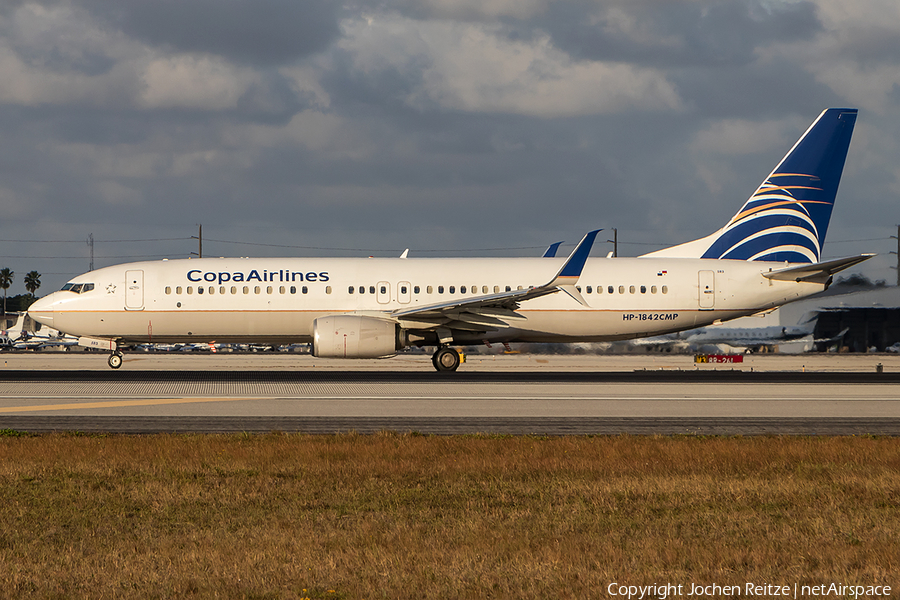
60,282 -> 94,293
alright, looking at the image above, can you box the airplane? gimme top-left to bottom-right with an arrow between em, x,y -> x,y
631,312 -> 844,353
1,312 -> 78,350
28,108 -> 873,371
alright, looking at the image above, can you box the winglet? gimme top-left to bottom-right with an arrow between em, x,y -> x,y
547,229 -> 600,287
542,241 -> 564,258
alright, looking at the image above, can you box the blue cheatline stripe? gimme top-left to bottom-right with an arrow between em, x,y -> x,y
701,214 -> 818,260
558,229 -> 601,278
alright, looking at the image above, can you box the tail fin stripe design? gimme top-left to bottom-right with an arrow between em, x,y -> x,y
721,231 -> 819,262
640,108 -> 857,264
752,250 -> 813,263
702,213 -> 819,260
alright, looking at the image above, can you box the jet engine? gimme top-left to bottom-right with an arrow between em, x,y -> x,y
312,315 -> 401,358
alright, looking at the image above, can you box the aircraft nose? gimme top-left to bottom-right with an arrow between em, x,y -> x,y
28,294 -> 56,327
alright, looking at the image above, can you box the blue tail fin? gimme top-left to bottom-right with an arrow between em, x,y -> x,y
644,108 -> 857,264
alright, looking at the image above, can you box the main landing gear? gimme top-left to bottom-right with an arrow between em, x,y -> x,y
432,347 -> 460,372
108,351 -> 123,369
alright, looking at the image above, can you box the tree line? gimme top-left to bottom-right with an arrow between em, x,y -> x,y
0,268 -> 41,314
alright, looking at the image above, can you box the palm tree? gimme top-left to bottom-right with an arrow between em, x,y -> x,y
0,267 -> 12,316
24,271 -> 41,297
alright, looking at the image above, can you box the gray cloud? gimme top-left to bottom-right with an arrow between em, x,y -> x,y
86,0 -> 343,66
536,0 -> 822,68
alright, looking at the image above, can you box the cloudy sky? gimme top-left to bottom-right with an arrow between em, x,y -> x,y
1,0 -> 899,294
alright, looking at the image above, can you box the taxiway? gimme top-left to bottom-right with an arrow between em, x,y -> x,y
1,353 -> 898,435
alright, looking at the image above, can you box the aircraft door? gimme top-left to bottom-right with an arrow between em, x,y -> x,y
397,281 -> 411,304
377,281 -> 391,305
125,270 -> 144,310
698,270 -> 715,309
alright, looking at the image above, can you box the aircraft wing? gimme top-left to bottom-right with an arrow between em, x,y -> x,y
391,230 -> 599,331
814,327 -> 850,344
762,254 -> 875,284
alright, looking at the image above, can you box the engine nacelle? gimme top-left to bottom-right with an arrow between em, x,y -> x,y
312,315 -> 401,358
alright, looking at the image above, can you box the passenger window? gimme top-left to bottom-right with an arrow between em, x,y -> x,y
651,286 -> 657,294
662,285 -> 668,294
198,287 -> 205,295
401,286 -> 407,294
209,286 -> 215,295
517,286 -> 523,290
266,286 -> 273,294
449,286 -> 455,294
438,286 -> 444,294
586,286 -> 592,294
640,286 -> 646,294
414,286 -> 420,294
427,286 -> 433,294
608,286 -> 614,294
243,286 -> 249,294
176,286 -> 182,294
460,286 -> 466,294
493,286 -> 499,293
165,287 -> 171,295
220,286 -> 226,294
618,286 -> 624,294
482,286 -> 488,293
279,286 -> 285,294
629,286 -> 635,294
369,286 -> 375,294
325,286 -> 332,294
231,286 -> 237,294
302,286 -> 308,294
359,286 -> 365,294
380,285 -> 386,294
187,287 -> 193,294
254,286 -> 260,294
505,286 -> 511,292
290,286 -> 296,294
576,286 -> 582,292
349,286 -> 355,294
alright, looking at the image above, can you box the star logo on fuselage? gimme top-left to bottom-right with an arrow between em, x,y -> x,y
107,284 -> 117,294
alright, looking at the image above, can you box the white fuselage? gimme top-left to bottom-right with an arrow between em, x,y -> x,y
29,256 -> 824,346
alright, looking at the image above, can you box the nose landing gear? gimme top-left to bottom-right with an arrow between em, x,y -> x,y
108,351 -> 123,369
432,347 -> 460,372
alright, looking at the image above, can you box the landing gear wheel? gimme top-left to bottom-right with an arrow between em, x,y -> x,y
432,347 -> 460,372
108,352 -> 123,369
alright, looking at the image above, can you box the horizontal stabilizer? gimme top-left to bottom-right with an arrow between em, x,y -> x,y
762,254 -> 875,284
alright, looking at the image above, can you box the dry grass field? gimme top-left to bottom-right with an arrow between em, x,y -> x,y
0,433 -> 898,599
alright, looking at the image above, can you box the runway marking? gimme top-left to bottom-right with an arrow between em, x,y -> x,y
0,397 -> 897,414
0,397 -> 262,413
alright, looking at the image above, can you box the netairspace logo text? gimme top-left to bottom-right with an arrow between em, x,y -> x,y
606,582 -> 892,599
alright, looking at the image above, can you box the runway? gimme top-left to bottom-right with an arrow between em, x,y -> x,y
1,353 -> 899,435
